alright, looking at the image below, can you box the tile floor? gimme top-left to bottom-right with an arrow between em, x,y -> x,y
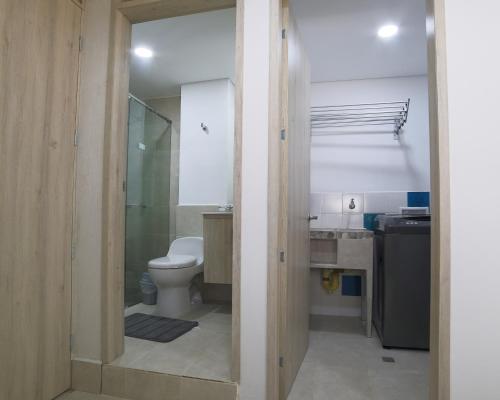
60,315 -> 426,400
57,392 -> 123,400
288,315 -> 429,400
113,303 -> 232,382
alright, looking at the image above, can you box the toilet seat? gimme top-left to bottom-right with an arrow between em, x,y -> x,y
148,254 -> 197,270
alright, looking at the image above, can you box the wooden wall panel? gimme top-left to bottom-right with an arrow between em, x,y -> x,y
117,0 -> 236,23
278,1 -> 312,398
231,0 -> 243,381
0,0 -> 82,399
70,0 -> 85,9
101,6 -> 131,363
71,360 -> 102,394
72,0 -> 114,361
426,0 -> 451,399
266,0 -> 284,398
203,214 -> 233,284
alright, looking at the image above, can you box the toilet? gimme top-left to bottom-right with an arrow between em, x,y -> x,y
148,237 -> 204,318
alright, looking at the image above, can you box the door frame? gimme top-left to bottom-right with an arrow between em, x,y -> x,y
426,0 -> 451,398
97,0 -> 242,381
266,0 -> 451,399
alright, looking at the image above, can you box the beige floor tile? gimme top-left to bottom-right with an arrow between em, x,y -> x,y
56,391 -> 124,400
117,303 -> 232,382
179,377 -> 237,400
111,337 -> 159,367
125,303 -> 155,317
183,343 -> 232,381
123,368 -> 180,400
288,315 -> 429,400
129,344 -> 198,376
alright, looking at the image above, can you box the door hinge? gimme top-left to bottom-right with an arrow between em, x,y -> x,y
280,129 -> 286,141
123,181 -> 126,192
279,356 -> 284,367
71,241 -> 76,260
279,250 -> 285,263
70,334 -> 74,352
73,129 -> 79,147
79,36 -> 84,52
282,29 -> 287,39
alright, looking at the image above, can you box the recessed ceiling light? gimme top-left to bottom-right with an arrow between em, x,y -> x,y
377,24 -> 399,39
134,47 -> 154,58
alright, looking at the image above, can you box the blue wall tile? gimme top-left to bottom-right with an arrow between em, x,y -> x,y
363,213 -> 380,231
407,192 -> 430,207
342,275 -> 361,296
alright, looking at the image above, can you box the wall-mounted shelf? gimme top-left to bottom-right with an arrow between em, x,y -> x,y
311,99 -> 410,139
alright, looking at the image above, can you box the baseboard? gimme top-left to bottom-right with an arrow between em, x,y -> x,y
102,364 -> 238,400
71,359 -> 102,394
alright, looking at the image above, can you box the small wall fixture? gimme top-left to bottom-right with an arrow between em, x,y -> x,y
349,199 -> 356,210
201,123 -> 209,133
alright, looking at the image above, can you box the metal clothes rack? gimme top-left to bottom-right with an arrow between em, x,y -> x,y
311,98 -> 410,139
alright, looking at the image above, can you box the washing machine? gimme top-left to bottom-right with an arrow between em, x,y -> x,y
373,214 -> 431,350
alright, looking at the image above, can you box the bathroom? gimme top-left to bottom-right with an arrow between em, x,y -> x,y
118,8 -> 237,382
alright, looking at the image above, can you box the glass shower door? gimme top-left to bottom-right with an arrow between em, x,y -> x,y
125,96 -> 172,307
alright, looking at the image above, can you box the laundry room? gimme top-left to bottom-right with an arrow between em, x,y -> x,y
287,0 -> 432,399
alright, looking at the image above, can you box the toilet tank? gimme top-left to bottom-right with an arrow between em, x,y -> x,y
168,237 -> 204,264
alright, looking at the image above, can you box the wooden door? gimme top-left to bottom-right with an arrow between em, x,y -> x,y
0,1 -> 82,399
278,1 -> 312,398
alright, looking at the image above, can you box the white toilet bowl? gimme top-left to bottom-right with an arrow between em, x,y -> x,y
148,237 -> 204,318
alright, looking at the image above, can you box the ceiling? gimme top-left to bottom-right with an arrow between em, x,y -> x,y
290,0 -> 428,82
129,1 -> 427,98
130,8 -> 236,99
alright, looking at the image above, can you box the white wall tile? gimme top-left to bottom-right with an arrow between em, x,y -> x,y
342,193 -> 364,214
321,192 -> 343,214
310,213 -> 343,229
363,191 -> 407,213
341,214 -> 364,229
310,193 -> 323,216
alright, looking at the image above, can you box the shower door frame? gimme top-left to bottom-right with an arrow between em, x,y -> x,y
99,0 -> 243,382
124,94 -> 173,307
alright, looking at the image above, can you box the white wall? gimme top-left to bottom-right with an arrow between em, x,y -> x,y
179,79 -> 234,205
443,1 -> 500,399
240,0 -> 271,398
311,76 -> 430,193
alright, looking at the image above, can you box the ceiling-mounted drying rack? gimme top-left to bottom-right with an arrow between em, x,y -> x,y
311,98 -> 410,139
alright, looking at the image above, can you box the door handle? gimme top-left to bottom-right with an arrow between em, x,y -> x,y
308,215 -> 319,221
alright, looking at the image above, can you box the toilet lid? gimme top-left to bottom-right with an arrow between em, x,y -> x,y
148,254 -> 197,270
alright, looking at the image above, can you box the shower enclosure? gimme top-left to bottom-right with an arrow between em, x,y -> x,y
125,95 -> 172,306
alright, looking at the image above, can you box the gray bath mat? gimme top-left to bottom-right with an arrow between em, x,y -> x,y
125,313 -> 198,343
